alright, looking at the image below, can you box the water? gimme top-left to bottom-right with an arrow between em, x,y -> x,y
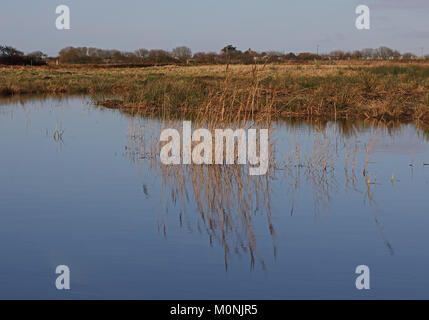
0,96 -> 428,299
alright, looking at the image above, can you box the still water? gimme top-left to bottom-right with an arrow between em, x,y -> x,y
0,96 -> 428,299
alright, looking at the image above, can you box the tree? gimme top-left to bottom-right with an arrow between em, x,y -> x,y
402,52 -> 416,60
193,52 -> 218,64
351,50 -> 362,59
0,45 -> 46,65
59,47 -> 84,63
148,49 -> 174,64
27,51 -> 47,64
28,51 -> 47,59
135,48 -> 149,59
360,48 -> 376,58
329,50 -> 345,59
0,46 -> 24,57
221,45 -> 237,54
171,46 -> 192,60
377,46 -> 394,59
297,52 -> 318,60
284,52 -> 296,60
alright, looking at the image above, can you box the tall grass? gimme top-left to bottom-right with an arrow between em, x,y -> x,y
2,62 -> 429,123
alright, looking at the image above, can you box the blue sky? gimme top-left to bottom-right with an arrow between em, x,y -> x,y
0,0 -> 428,56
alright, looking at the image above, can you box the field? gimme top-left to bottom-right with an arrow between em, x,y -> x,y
1,62 -> 429,123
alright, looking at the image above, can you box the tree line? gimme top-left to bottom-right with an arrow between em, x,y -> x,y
0,46 -> 47,66
1,44 -> 426,66
56,45 -> 425,65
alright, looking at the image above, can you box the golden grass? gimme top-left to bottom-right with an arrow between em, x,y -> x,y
2,62 -> 429,123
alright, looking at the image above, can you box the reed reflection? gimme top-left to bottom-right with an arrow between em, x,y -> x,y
122,116 -> 420,268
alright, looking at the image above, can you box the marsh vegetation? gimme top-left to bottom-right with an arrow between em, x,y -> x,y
2,62 -> 429,124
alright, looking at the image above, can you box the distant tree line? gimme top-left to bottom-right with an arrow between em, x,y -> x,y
0,46 -> 47,65
1,44 -> 427,66
56,45 -> 426,65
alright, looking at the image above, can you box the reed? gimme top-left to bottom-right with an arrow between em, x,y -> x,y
2,62 -> 429,123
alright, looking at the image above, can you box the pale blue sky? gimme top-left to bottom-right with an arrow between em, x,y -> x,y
0,0 -> 428,56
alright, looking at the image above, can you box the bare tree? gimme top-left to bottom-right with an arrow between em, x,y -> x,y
135,48 -> 149,59
171,46 -> 192,60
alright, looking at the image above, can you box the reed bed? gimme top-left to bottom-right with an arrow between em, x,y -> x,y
2,62 -> 429,123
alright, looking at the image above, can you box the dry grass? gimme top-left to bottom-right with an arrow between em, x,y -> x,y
2,62 -> 429,123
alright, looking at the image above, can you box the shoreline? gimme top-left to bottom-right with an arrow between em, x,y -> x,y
2,62 -> 429,124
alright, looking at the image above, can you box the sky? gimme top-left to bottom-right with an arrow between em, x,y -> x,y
0,0 -> 428,56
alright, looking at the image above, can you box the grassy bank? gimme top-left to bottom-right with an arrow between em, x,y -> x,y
1,62 -> 429,123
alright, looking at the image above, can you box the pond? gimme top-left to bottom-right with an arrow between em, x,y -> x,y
0,96 -> 428,299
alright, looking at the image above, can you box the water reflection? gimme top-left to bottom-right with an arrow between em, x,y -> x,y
2,96 -> 429,298
1,97 -> 427,266
122,116 -> 427,268
125,119 -> 275,269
